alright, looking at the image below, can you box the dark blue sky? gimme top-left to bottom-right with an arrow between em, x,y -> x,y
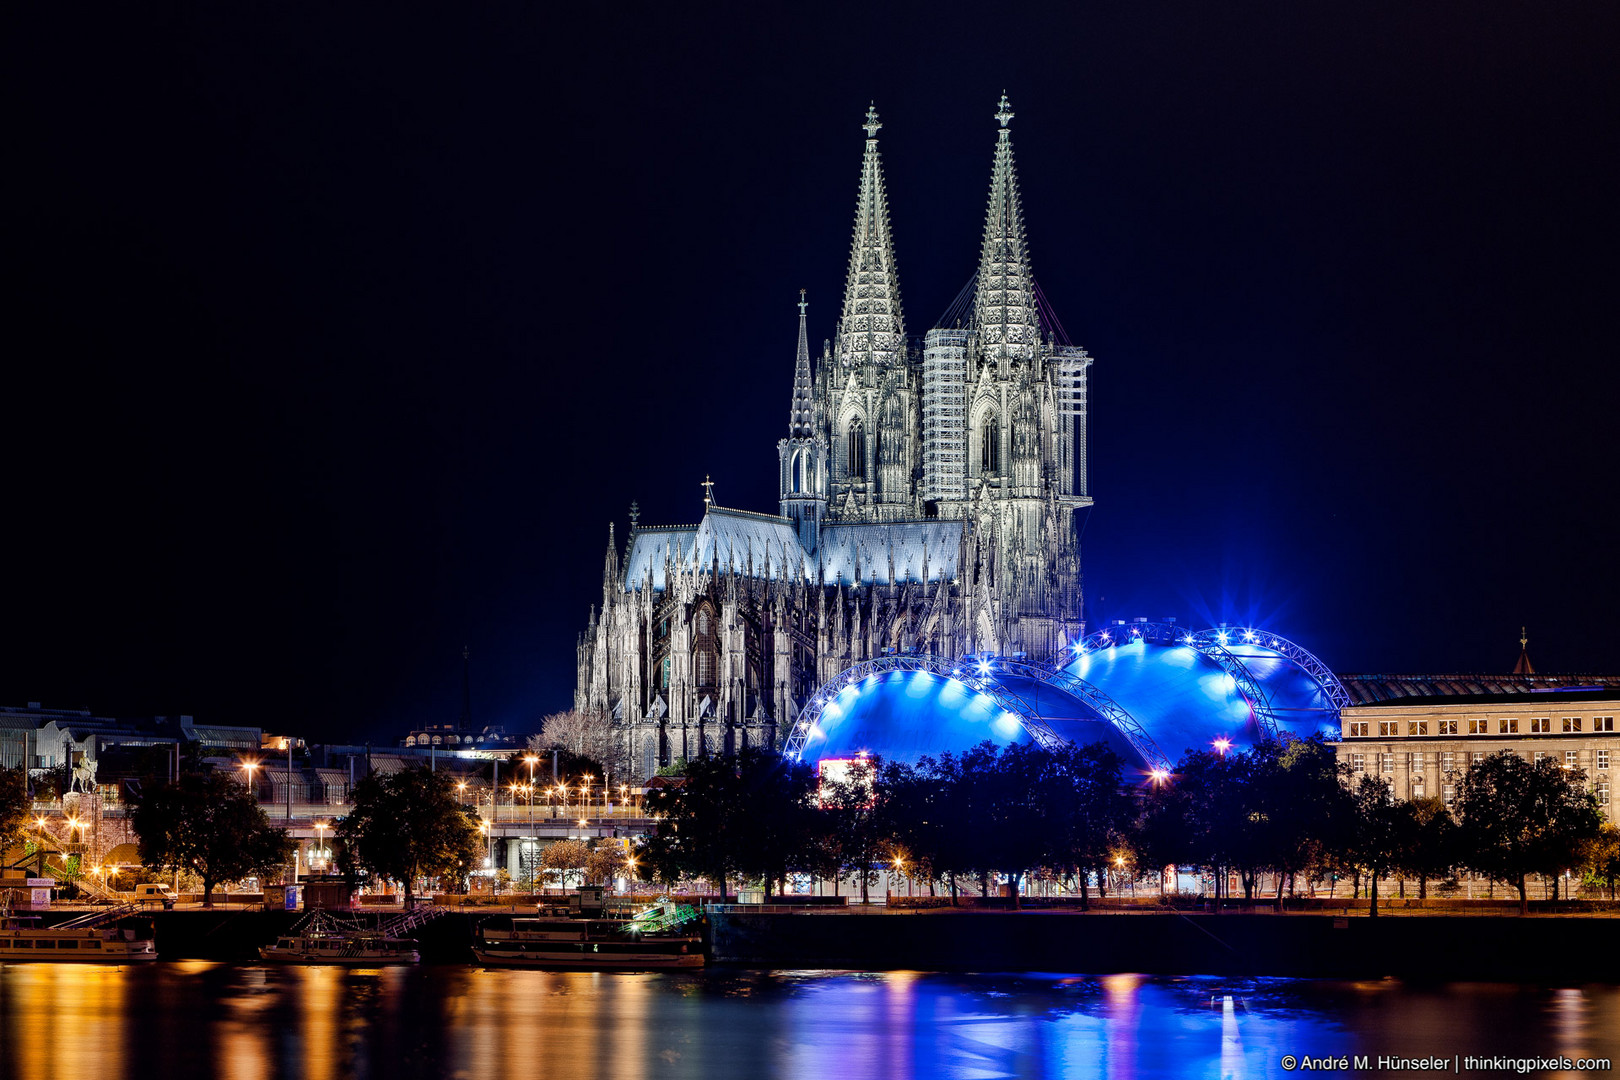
8,3 -> 1618,741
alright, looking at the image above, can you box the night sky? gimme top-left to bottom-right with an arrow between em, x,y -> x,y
9,4 -> 1618,741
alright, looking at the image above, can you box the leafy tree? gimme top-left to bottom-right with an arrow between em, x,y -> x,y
731,751 -> 820,898
1044,742 -> 1133,909
1395,796 -> 1458,900
132,773 -> 294,907
585,842 -> 626,886
1578,823 -> 1620,899
820,754 -> 891,904
1455,751 -> 1604,914
1348,775 -> 1404,916
0,765 -> 28,852
641,752 -> 753,899
541,839 -> 591,888
337,767 -> 482,902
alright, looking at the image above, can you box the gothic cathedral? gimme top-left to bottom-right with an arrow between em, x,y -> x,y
577,97 -> 1094,778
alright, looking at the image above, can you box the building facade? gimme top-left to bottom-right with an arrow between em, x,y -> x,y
1336,682 -> 1620,816
576,99 -> 1095,778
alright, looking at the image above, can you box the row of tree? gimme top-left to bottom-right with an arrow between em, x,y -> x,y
641,739 -> 1619,915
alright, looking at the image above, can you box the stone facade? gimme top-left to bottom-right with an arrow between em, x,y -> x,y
577,99 -> 1095,779
1336,688 -> 1619,814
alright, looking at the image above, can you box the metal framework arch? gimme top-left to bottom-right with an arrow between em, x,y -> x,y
1187,626 -> 1349,739
1189,627 -> 1351,710
993,658 -> 1171,772
783,655 -> 1067,762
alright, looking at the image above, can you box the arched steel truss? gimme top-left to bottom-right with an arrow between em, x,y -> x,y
784,655 -> 1070,762
1070,622 -> 1349,743
784,655 -> 1172,773
992,658 -> 1171,771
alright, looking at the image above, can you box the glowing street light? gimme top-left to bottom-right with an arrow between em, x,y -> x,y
1149,769 -> 1170,785
1213,738 -> 1232,755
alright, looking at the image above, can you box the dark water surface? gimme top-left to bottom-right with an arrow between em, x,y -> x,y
2,963 -> 1617,1079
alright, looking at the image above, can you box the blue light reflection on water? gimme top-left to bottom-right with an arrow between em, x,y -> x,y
3,964 -> 1618,1080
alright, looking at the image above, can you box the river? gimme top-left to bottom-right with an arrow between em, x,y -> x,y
1,964 -> 1616,1079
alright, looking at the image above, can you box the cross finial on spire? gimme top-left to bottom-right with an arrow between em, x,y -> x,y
1520,626 -> 1528,649
863,103 -> 882,139
995,91 -> 1015,129
701,474 -> 715,507
798,288 -> 807,316
628,500 -> 640,530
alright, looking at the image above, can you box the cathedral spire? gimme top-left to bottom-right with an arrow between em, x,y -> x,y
837,103 -> 906,371
789,290 -> 814,438
973,92 -> 1039,368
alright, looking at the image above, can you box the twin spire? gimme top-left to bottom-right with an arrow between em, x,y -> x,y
974,92 -> 1040,367
836,103 -> 907,371
825,95 -> 1038,376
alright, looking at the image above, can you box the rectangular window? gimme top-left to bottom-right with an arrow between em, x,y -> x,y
1563,717 -> 1583,733
1408,721 -> 1429,737
1438,719 -> 1460,735
1380,753 -> 1394,774
1499,718 -> 1519,734
10,940 -> 31,949
1346,721 -> 1369,737
1471,752 -> 1486,766
1409,752 -> 1424,773
1350,753 -> 1366,773
1534,751 -> 1547,763
1598,749 -> 1611,770
1441,751 -> 1456,773
1531,718 -> 1551,734
84,940 -> 100,949
57,941 -> 78,950
1377,721 -> 1398,737
1442,783 -> 1456,806
1468,719 -> 1488,735
1597,782 -> 1611,804
1566,750 -> 1580,769
1595,717 -> 1615,732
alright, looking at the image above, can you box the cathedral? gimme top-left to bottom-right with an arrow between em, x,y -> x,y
576,97 -> 1095,778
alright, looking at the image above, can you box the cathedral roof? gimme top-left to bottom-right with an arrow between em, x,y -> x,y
623,507 -> 803,590
819,521 -> 961,586
620,509 -> 963,591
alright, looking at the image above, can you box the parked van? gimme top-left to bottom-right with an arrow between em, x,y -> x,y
135,883 -> 177,909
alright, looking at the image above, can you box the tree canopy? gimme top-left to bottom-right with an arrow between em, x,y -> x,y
1455,750 -> 1603,913
337,767 -> 482,901
132,772 -> 294,906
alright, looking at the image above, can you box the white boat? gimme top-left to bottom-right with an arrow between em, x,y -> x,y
259,910 -> 421,965
0,904 -> 158,962
475,891 -> 704,970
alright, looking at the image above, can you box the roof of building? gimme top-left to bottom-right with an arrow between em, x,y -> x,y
1340,684 -> 1620,709
621,506 -> 962,591
1338,673 -> 1620,705
819,521 -> 960,585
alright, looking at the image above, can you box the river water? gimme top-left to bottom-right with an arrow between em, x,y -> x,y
2,964 -> 1616,1079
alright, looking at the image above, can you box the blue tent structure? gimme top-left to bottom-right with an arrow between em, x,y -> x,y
784,623 -> 1349,778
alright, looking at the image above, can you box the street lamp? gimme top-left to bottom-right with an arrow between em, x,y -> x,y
555,783 -> 567,821
314,821 -> 329,871
581,774 -> 594,817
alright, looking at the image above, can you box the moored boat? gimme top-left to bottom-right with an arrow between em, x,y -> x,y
474,890 -> 704,970
0,904 -> 158,962
259,910 -> 421,964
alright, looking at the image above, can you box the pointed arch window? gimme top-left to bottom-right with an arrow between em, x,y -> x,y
980,414 -> 1000,475
847,419 -> 866,480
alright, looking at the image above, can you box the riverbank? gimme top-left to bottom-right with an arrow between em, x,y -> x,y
707,909 -> 1620,980
24,907 -> 1620,978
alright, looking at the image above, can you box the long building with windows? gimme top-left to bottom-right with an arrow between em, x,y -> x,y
576,98 -> 1095,778
1336,679 -> 1620,815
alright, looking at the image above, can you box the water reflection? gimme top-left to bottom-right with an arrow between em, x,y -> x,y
3,964 -> 1620,1079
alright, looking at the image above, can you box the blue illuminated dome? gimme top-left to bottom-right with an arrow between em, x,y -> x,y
785,624 -> 1348,776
